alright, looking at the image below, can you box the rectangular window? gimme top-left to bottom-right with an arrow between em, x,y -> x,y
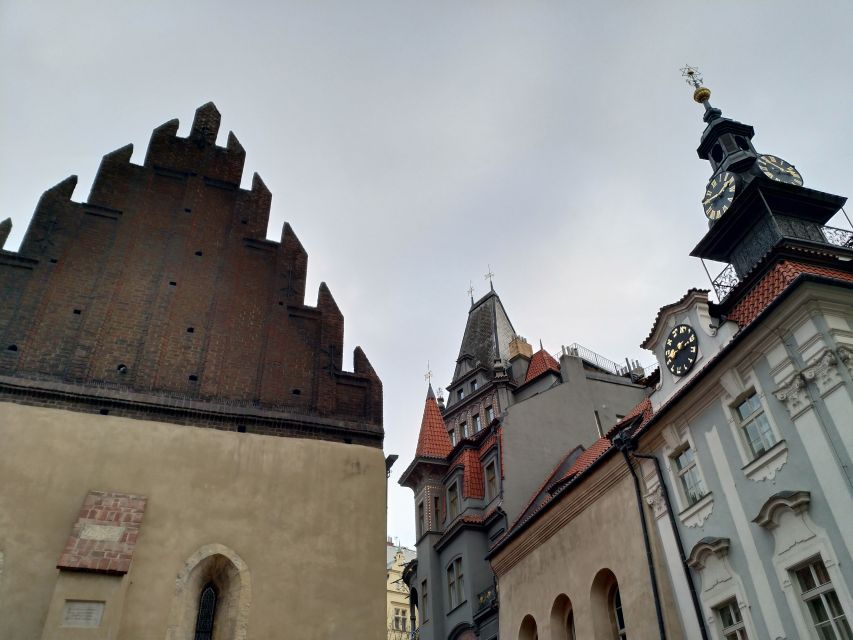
459,421 -> 467,439
715,599 -> 748,639
448,483 -> 459,519
794,557 -> 852,639
472,414 -> 481,433
485,405 -> 494,423
417,502 -> 425,536
471,379 -> 478,392
448,428 -> 456,445
421,579 -> 429,621
447,557 -> 465,608
458,389 -> 465,401
485,461 -> 497,501
434,496 -> 440,525
735,392 -> 776,459
674,445 -> 707,506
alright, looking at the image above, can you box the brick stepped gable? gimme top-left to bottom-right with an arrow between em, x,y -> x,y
0,103 -> 382,444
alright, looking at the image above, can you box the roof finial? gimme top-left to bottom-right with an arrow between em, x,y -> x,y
539,339 -> 544,351
484,265 -> 495,291
424,361 -> 433,384
467,281 -> 475,304
680,64 -> 712,104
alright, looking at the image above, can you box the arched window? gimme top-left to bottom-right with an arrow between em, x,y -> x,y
609,584 -> 627,640
194,582 -> 217,640
519,614 -> 538,640
591,569 -> 627,640
549,594 -> 574,640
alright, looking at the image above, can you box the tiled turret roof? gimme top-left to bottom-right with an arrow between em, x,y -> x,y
414,385 -> 453,458
524,346 -> 561,384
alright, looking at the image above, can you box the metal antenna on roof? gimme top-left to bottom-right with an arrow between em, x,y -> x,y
484,265 -> 495,291
467,281 -> 475,304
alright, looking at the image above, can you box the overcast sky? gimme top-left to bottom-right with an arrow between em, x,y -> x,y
3,1 -> 852,548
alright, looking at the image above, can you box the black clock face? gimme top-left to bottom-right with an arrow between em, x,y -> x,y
664,324 -> 698,376
757,154 -> 803,186
702,171 -> 737,220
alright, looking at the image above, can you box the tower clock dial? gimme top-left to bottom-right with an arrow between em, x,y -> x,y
664,324 -> 698,376
702,171 -> 737,220
757,154 -> 803,186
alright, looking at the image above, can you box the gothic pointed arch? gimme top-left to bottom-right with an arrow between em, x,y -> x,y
165,543 -> 252,640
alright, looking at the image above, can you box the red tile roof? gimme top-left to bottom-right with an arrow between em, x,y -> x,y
414,386 -> 453,458
729,261 -> 853,327
524,347 -> 561,383
460,448 -> 485,499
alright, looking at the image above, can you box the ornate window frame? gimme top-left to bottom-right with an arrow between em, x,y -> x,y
753,491 -> 853,640
718,368 -> 788,482
686,537 -> 758,639
661,423 -> 713,527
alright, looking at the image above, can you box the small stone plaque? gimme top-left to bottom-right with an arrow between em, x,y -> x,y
80,523 -> 124,542
62,600 -> 104,628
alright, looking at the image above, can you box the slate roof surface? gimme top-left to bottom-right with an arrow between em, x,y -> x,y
414,385 -> 453,459
454,289 -> 516,383
524,347 -> 561,384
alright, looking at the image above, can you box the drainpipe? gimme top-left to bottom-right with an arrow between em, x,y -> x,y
612,431 -> 667,640
631,451 -> 710,640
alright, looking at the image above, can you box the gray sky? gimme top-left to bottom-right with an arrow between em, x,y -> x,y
3,1 -> 852,548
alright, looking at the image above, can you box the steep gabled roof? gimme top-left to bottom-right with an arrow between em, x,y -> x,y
453,289 -> 516,383
524,346 -> 561,384
414,385 -> 453,458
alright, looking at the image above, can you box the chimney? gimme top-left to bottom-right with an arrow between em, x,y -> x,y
509,335 -> 533,360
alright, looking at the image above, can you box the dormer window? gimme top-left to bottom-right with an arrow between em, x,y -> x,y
458,389 -> 465,401
470,380 -> 478,392
485,405 -> 494,423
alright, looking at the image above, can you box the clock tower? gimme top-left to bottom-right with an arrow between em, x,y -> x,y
680,67 -> 852,308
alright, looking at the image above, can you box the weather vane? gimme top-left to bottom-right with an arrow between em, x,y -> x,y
484,265 -> 495,290
680,64 -> 712,104
424,361 -> 433,384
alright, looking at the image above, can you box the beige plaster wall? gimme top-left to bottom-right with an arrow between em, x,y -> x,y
492,457 -> 683,640
0,402 -> 386,640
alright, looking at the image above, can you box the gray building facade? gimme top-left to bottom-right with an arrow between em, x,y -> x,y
399,289 -> 649,640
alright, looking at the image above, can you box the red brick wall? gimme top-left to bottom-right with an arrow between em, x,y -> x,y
57,490 -> 147,575
0,103 -> 381,429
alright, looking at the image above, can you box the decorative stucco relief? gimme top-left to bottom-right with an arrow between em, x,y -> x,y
838,345 -> 853,374
773,373 -> 810,419
802,349 -> 842,396
686,538 -> 732,593
753,491 -> 816,557
644,484 -> 667,519
743,441 -> 788,482
679,493 -> 714,528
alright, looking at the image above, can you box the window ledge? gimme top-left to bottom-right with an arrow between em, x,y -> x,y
678,492 -> 714,528
447,600 -> 468,616
742,440 -> 788,482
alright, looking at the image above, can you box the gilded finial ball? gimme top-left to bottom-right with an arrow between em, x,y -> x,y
693,86 -> 711,103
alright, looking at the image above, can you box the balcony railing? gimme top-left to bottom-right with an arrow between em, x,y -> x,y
476,585 -> 498,613
566,343 -> 629,377
711,223 -> 853,302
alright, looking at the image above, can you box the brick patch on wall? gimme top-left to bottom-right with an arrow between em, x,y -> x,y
57,490 -> 147,575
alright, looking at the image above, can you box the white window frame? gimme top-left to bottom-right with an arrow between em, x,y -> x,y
791,556 -> 853,640
485,405 -> 494,423
672,442 -> 707,507
714,598 -> 748,639
610,584 -> 627,639
732,390 -> 777,460
472,413 -> 481,433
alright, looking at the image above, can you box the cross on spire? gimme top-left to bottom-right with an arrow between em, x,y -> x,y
424,361 -> 433,384
484,265 -> 495,291
467,281 -> 475,304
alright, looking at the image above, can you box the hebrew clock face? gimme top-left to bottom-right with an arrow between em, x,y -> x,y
757,154 -> 803,186
664,324 -> 698,376
702,171 -> 737,220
